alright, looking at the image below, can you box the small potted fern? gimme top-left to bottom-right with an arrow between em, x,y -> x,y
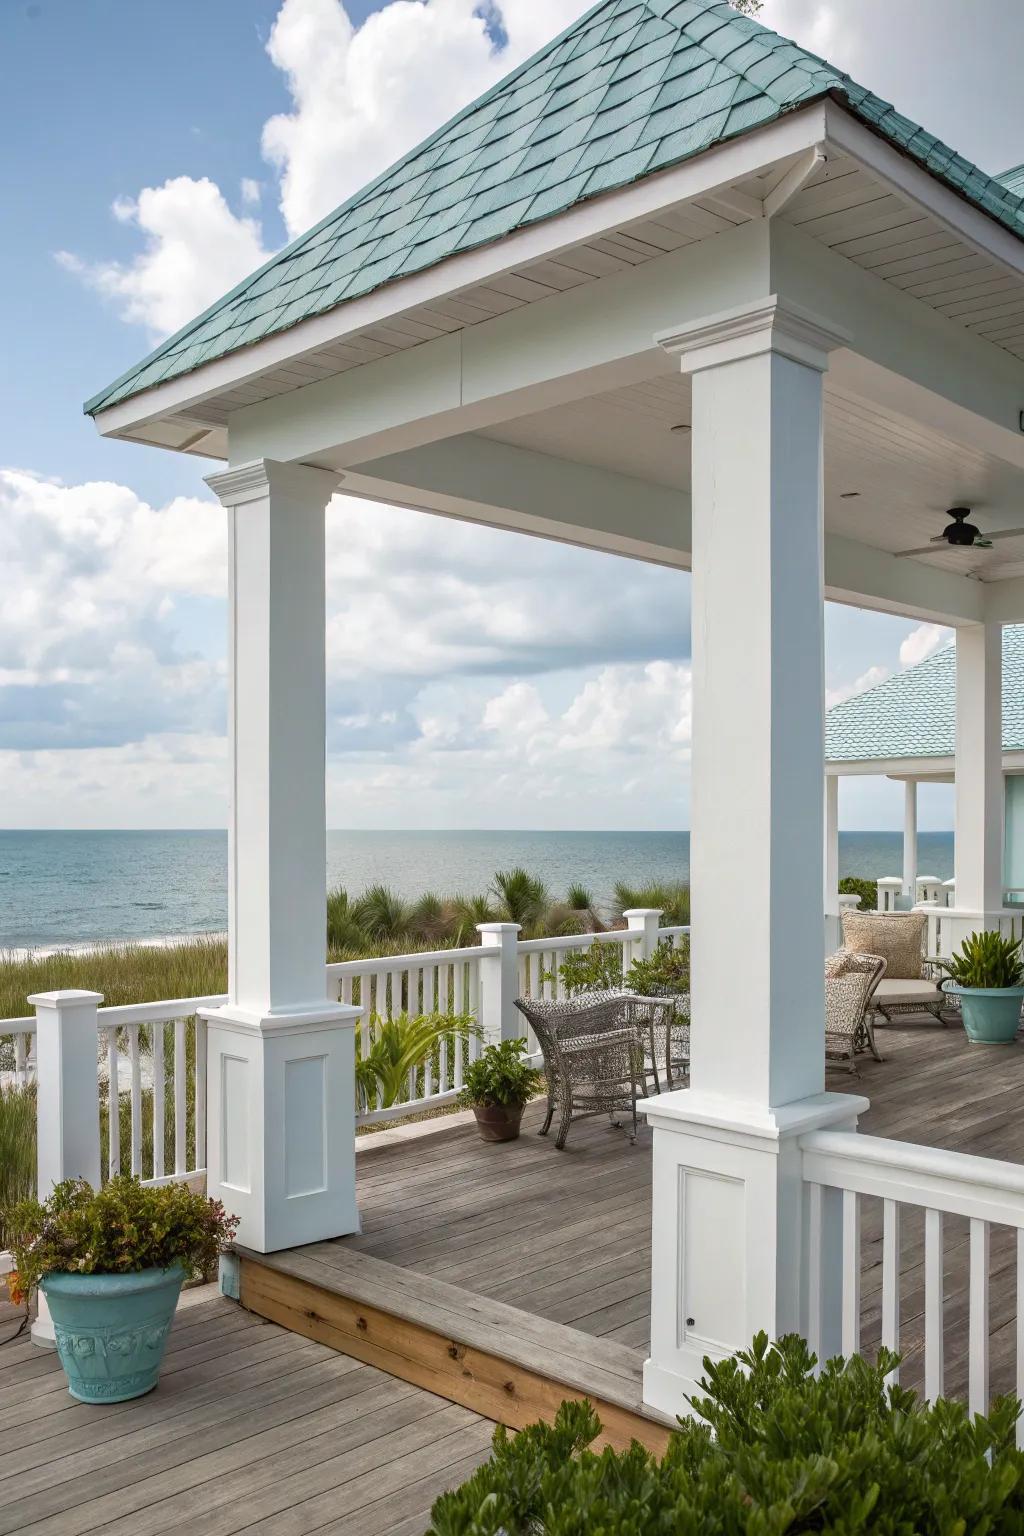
457,1039 -> 543,1142
936,930 -> 1024,1044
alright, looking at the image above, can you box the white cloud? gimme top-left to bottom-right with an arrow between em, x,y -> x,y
826,664 -> 889,711
899,623 -> 952,669
262,0 -> 591,238
57,177 -> 271,339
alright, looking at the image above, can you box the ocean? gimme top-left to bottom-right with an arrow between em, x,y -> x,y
0,828 -> 956,951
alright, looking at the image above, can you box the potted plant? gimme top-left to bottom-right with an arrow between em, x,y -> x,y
3,1175 -> 238,1404
936,930 -> 1024,1044
457,1038 -> 543,1142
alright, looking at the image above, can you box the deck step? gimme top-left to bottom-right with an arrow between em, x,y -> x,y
236,1242 -> 673,1454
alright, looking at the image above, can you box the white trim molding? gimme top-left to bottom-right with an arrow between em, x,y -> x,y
656,295 -> 852,375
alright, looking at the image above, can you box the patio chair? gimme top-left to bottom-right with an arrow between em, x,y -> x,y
627,992 -> 690,1091
839,909 -> 954,1026
513,992 -> 648,1149
825,951 -> 887,1074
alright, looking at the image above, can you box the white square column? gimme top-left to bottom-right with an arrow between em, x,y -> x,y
641,299 -> 868,1417
824,775 -> 840,919
202,460 -> 361,1253
903,780 -> 918,900
954,622 -> 1004,921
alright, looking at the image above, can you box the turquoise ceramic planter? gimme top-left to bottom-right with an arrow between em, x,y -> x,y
41,1265 -> 184,1403
946,984 -> 1024,1045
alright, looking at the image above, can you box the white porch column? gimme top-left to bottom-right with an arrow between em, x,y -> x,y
903,780 -> 918,900
824,775 -> 840,918
954,622 -> 1004,919
643,299 -> 867,1417
201,460 -> 361,1254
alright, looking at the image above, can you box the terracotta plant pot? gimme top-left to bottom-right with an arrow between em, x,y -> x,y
471,1102 -> 524,1142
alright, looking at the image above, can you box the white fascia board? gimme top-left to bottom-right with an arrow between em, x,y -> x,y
229,220 -> 771,468
825,531 -> 984,624
828,756 -> 955,778
91,109 -> 826,443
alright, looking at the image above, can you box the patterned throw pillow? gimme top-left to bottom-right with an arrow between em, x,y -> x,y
824,951 -> 851,978
840,911 -> 926,980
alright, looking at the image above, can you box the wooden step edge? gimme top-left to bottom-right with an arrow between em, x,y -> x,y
237,1249 -> 674,1457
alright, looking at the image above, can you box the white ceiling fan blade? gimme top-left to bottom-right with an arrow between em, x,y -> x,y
981,527 -> 1024,541
895,544 -> 948,558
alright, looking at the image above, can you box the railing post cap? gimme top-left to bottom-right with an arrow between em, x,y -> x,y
476,922 -> 521,936
28,989 -> 104,1008
621,908 -> 664,920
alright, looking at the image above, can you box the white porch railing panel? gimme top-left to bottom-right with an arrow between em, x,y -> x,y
1,1016 -> 36,1088
802,1127 -> 1024,1429
918,906 -> 1024,959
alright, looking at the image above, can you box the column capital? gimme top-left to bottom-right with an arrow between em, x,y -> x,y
205,458 -> 343,509
655,295 -> 850,375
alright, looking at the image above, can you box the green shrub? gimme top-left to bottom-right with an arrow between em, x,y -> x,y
355,1010 -> 479,1111
613,880 -> 690,927
839,875 -> 878,912
428,1333 -> 1024,1535
626,937 -> 690,997
457,1039 -> 543,1110
550,943 -> 625,997
4,1176 -> 239,1302
938,930 -> 1024,989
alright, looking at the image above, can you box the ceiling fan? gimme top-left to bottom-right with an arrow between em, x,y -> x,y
895,506 -> 1024,558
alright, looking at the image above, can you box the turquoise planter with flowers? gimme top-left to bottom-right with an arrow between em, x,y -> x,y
41,1265 -> 184,1403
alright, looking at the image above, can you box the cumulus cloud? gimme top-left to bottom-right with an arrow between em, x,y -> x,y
57,177 -> 272,340
899,622 -> 952,669
826,664 -> 890,711
263,0 -> 591,237
0,469 -> 226,749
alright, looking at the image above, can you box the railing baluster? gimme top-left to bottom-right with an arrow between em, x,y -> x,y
107,1027 -> 120,1179
969,1218 -> 990,1418
152,1021 -> 165,1181
807,1181 -> 824,1363
841,1188 -> 860,1357
453,961 -> 465,1090
13,1033 -> 27,1087
128,1023 -> 142,1177
924,1207 -> 945,1401
174,1018 -> 187,1176
468,959 -> 480,1061
421,967 -> 433,1098
881,1198 -> 900,1381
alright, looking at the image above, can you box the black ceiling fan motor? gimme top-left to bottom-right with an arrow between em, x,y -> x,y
944,507 -> 981,546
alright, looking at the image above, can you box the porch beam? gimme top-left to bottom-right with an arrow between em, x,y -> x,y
346,435 -> 990,625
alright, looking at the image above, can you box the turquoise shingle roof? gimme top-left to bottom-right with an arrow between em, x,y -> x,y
826,629 -> 1024,763
86,0 -> 1024,418
999,164 -> 1024,199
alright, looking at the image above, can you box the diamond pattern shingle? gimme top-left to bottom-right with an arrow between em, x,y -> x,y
826,630 -> 1024,764
86,0 -> 1024,417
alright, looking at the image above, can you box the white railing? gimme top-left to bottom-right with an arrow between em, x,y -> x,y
328,946 -> 484,1126
516,929 -> 633,1002
802,1127 -> 1024,1427
919,906 -> 1024,959
1,1015 -> 35,1088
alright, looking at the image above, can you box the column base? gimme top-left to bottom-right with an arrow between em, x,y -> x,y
639,1088 -> 868,1421
200,1000 -> 363,1254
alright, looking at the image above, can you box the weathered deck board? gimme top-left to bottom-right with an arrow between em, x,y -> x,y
0,1295 -> 492,1536
338,1014 -> 1024,1402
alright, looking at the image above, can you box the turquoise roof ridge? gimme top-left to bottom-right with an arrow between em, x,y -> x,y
826,628 -> 1024,764
86,0 -> 1024,418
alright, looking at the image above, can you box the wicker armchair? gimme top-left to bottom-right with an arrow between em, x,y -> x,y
513,992 -> 648,1150
825,951 -> 887,1075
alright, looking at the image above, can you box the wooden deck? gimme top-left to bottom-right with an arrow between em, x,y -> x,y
0,1287 -> 493,1536
327,1013 -> 1024,1401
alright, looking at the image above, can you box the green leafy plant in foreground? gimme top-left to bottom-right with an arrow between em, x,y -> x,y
550,942 -> 625,997
3,1176 -> 239,1303
937,930 -> 1024,990
839,874 -> 879,912
627,937 -> 690,998
428,1332 -> 1024,1535
457,1038 -> 543,1110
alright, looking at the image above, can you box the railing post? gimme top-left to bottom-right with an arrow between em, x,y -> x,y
877,877 -> 902,913
621,909 -> 663,967
476,924 -> 521,1046
29,989 -> 103,1347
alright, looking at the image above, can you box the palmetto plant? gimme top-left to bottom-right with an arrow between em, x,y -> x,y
355,1010 -> 479,1111
613,880 -> 690,927
351,884 -> 413,944
491,867 -> 550,934
936,930 -> 1024,989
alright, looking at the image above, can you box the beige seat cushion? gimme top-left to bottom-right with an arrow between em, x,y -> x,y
841,911 -> 926,980
874,978 -> 943,1003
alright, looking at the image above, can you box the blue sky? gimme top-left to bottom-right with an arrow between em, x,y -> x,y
1,0 -> 1020,832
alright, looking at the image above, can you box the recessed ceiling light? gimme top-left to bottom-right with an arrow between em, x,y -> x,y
839,491 -> 861,499
670,423 -> 691,435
